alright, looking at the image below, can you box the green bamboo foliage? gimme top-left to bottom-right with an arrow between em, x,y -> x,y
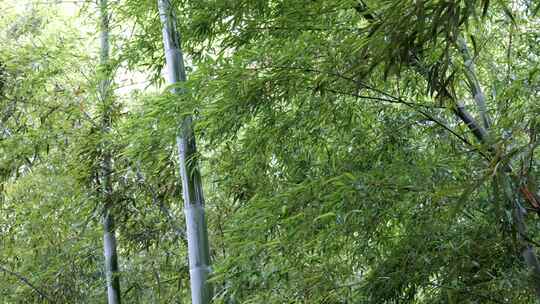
2,1 -> 540,303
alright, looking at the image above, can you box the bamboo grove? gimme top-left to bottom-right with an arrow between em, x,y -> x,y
1,0 -> 540,303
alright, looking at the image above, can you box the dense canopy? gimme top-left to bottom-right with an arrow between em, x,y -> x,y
1,0 -> 540,303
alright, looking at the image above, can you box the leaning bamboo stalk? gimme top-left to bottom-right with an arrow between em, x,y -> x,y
456,36 -> 491,129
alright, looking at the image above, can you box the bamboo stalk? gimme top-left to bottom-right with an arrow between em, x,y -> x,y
157,1 -> 212,303
456,36 -> 491,129
99,1 -> 121,303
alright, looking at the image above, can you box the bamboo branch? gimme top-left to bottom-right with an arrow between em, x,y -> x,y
323,87 -> 478,151
0,264 -> 53,302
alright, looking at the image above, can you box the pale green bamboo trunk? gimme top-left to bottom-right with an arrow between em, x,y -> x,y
157,1 -> 212,303
99,1 -> 121,303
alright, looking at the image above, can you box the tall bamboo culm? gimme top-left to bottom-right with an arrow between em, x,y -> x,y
99,1 -> 121,303
157,1 -> 213,303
